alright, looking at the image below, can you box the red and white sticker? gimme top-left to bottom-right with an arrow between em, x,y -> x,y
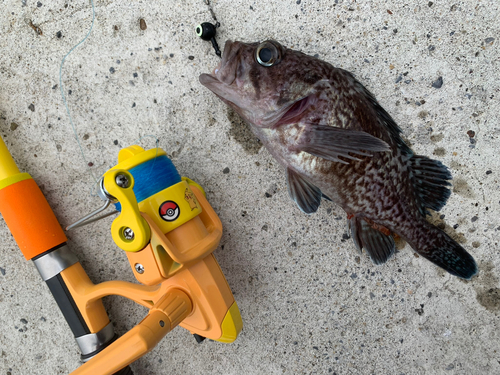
159,201 -> 180,222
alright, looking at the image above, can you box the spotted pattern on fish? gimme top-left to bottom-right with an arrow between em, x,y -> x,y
199,40 -> 477,279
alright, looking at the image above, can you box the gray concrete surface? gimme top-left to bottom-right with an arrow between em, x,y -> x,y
1,0 -> 499,374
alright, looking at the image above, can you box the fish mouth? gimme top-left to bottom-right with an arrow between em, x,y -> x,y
200,40 -> 238,91
200,40 -> 312,128
200,40 -> 253,115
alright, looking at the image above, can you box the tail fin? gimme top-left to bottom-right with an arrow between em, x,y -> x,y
408,221 -> 478,279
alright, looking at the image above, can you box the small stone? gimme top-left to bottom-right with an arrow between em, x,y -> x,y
432,77 -> 443,88
222,167 -> 230,174
20,318 -> 28,324
428,45 -> 435,51
113,140 -> 118,145
485,37 -> 495,44
114,25 -> 119,31
133,72 -> 138,78
82,134 -> 89,140
56,144 -> 62,152
428,1 -> 433,6
56,31 -> 62,38
393,29 -> 398,34
37,1 -> 42,7
169,53 -> 174,57
188,55 -> 195,60
109,67 -> 115,74
132,102 -> 136,108
296,0 -> 301,4
88,162 -> 94,167
261,224 -> 268,231
471,216 -> 478,222
139,18 -> 147,30
486,170 -> 492,175
10,123 -> 18,131
0,267 -> 5,276
28,103 -> 35,112
467,130 -> 475,138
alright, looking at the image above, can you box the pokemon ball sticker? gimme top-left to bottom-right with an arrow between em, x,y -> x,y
159,201 -> 180,222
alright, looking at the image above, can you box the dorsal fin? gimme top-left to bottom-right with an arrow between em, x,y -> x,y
410,155 -> 452,215
344,70 -> 412,155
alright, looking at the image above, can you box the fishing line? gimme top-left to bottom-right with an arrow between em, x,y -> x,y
88,135 -> 160,199
131,134 -> 160,183
59,2 -> 161,192
59,0 -> 97,183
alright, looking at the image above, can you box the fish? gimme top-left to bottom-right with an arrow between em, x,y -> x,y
199,40 -> 478,279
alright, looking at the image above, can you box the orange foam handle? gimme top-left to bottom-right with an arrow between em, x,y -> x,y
0,178 -> 67,260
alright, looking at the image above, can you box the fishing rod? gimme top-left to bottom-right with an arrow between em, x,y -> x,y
0,136 -> 242,374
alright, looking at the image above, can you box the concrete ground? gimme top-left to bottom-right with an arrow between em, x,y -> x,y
1,0 -> 499,374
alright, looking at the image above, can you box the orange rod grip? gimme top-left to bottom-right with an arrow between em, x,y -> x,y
0,178 -> 67,259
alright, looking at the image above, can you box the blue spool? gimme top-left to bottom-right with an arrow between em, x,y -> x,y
114,155 -> 181,211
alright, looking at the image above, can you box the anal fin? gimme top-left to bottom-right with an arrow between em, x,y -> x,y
349,216 -> 395,265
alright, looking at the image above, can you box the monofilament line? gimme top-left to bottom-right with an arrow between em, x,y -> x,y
59,0 -> 97,183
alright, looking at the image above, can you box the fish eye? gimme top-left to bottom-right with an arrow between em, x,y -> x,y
256,41 -> 281,67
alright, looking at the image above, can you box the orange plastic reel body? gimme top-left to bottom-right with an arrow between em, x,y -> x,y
62,186 -> 241,374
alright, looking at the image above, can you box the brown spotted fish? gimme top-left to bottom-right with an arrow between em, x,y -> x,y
199,40 -> 477,279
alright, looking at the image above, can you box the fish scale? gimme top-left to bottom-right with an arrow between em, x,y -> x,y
200,39 -> 478,279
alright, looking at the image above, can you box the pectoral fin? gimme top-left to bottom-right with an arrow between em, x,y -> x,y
296,125 -> 390,164
286,168 -> 322,214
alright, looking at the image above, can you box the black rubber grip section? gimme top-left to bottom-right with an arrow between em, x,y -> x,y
113,365 -> 134,375
45,273 -> 90,337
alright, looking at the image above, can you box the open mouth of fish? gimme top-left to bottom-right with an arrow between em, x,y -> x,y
199,40 -> 312,127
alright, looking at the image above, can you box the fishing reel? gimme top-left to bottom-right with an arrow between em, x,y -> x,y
0,139 -> 242,374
